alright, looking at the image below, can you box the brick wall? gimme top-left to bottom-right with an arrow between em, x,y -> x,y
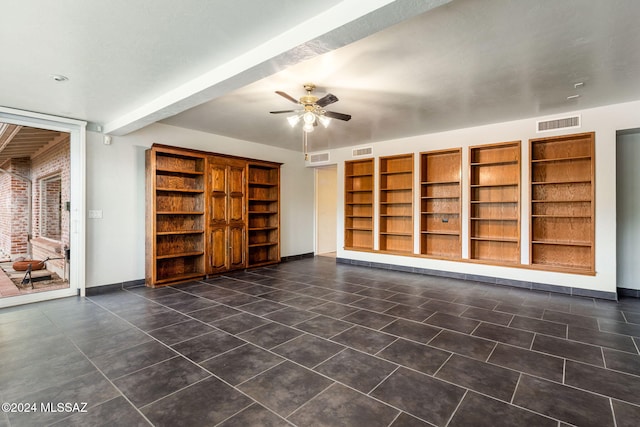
30,138 -> 70,277
12,158 -> 31,256
0,158 -> 32,256
0,160 -> 10,254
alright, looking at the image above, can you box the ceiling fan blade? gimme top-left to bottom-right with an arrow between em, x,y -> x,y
316,93 -> 338,107
269,110 -> 297,114
324,111 -> 352,121
275,91 -> 300,104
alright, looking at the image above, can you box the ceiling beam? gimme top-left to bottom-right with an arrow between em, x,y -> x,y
0,123 -> 22,155
30,132 -> 69,159
103,0 -> 450,136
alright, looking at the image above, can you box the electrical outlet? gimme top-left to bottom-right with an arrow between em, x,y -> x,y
88,210 -> 103,219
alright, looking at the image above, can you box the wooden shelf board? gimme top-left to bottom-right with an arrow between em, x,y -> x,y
156,251 -> 205,260
346,202 -> 373,206
532,200 -> 591,203
470,217 -> 518,221
248,181 -> 277,186
155,272 -> 205,285
421,231 -> 460,236
249,242 -> 278,248
156,168 -> 204,176
345,245 -> 373,250
532,215 -> 591,219
157,230 -> 205,235
249,198 -> 278,202
530,261 -> 593,272
531,180 -> 591,185
380,187 -> 413,191
247,260 -> 280,268
380,232 -> 413,236
347,189 -> 373,193
156,187 -> 204,193
421,196 -> 460,200
381,214 -> 413,218
532,240 -> 592,247
471,160 -> 518,166
422,212 -> 459,215
471,200 -> 518,204
248,211 -> 278,214
346,173 -> 373,178
156,211 -> 205,215
380,202 -> 412,205
470,237 -> 519,243
346,227 -> 373,231
421,180 -> 460,185
380,170 -> 413,175
346,215 -> 373,218
531,155 -> 591,163
471,183 -> 518,188
249,227 -> 278,231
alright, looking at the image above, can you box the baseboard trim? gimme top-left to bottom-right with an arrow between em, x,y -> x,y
281,252 -> 315,262
618,288 -> 640,298
86,283 -> 123,296
336,257 -> 618,301
86,278 -> 145,296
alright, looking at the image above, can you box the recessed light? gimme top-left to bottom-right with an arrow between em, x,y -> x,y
51,74 -> 69,82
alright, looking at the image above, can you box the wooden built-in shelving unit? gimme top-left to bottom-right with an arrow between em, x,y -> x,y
146,146 -> 207,285
146,144 -> 280,287
420,148 -> 461,258
247,163 -> 281,267
344,159 -> 374,250
469,141 -> 521,264
530,132 -> 594,273
379,154 -> 414,253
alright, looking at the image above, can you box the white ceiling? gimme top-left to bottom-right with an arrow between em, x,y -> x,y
2,0 -> 640,152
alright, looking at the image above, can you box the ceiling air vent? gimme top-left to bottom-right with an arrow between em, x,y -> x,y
536,115 -> 581,133
352,146 -> 373,157
309,152 -> 330,164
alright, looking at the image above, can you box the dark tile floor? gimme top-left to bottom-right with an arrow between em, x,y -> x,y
2,257 -> 640,426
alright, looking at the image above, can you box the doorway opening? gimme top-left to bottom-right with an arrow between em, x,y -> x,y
315,165 -> 337,257
616,127 -> 640,294
0,125 -> 71,298
0,107 -> 86,308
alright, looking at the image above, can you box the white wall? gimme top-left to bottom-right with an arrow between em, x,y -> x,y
86,123 -> 314,288
616,129 -> 640,290
322,100 -> 640,295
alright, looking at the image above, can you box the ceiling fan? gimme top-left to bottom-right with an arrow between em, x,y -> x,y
270,83 -> 351,133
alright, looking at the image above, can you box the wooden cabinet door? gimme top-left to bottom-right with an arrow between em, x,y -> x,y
208,227 -> 227,274
207,158 -> 247,274
209,163 -> 228,226
228,165 -> 245,223
229,225 -> 245,270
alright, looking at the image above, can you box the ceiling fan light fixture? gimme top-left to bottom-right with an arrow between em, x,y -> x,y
319,115 -> 331,128
303,111 -> 316,124
303,123 -> 314,133
287,115 -> 300,127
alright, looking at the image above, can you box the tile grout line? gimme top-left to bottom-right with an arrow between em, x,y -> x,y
284,381 -> 336,421
610,398 -> 619,427
510,373 -> 522,404
443,389 -> 468,427
85,265 -> 640,425
38,306 -> 159,427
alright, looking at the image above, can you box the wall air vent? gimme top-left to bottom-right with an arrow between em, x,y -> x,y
309,152 -> 330,164
352,146 -> 373,157
536,115 -> 581,133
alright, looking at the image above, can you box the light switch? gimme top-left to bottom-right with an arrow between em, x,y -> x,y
88,210 -> 103,219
